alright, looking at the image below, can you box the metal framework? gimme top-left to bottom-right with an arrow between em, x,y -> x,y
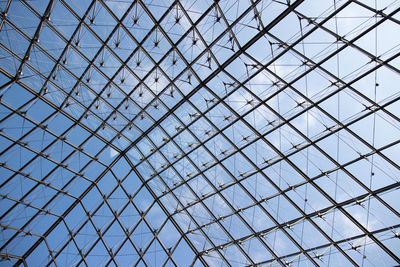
0,0 -> 400,266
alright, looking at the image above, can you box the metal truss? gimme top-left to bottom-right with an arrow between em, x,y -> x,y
0,0 -> 400,266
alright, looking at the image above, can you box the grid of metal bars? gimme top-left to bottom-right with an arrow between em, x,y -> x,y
1,0 -> 400,266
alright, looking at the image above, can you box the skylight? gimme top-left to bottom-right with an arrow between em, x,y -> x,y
1,0 -> 400,266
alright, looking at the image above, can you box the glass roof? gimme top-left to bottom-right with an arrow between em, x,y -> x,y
1,0 -> 400,266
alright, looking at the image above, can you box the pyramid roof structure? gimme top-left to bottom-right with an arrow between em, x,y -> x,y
1,0 -> 400,266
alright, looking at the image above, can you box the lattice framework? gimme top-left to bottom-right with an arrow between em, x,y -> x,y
1,0 -> 400,266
